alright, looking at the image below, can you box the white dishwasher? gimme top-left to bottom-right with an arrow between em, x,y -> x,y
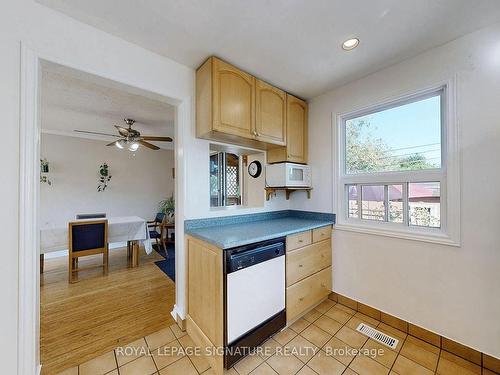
224,237 -> 286,368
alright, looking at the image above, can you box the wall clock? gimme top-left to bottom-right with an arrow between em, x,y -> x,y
248,160 -> 262,178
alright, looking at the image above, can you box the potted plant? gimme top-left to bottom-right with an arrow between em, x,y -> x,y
159,195 -> 175,223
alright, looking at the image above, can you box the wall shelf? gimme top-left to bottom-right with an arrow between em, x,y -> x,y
265,187 -> 312,201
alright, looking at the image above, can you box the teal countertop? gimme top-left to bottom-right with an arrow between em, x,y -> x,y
185,210 -> 334,249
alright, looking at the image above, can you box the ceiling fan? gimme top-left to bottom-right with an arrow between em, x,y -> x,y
74,118 -> 172,151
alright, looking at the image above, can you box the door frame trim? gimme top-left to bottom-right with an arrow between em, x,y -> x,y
18,43 -> 190,375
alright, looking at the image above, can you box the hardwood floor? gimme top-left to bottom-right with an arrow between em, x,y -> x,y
40,246 -> 175,375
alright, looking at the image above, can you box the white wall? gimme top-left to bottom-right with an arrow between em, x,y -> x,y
0,2 -> 290,372
243,152 -> 266,208
291,23 -> 500,357
184,139 -> 288,220
0,1 -> 195,372
40,134 -> 174,226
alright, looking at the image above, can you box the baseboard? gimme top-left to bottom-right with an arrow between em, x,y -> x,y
329,292 -> 500,372
170,304 -> 186,331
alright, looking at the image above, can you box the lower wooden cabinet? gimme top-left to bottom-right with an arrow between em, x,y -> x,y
285,225 -> 333,323
185,226 -> 332,373
286,230 -> 312,251
286,266 -> 332,322
286,239 -> 331,287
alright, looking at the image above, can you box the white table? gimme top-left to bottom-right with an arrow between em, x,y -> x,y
40,216 -> 152,270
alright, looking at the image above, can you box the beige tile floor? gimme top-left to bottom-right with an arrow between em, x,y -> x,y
56,299 -> 498,375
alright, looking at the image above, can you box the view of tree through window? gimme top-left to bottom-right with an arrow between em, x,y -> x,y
345,94 -> 441,174
343,91 -> 443,229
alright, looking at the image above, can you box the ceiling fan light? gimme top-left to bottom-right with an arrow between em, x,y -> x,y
128,142 -> 139,152
115,139 -> 126,149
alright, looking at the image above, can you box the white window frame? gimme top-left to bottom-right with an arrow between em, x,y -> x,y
334,80 -> 461,246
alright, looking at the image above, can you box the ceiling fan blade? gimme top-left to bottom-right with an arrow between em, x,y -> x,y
141,136 -> 173,142
115,125 -> 130,137
74,130 -> 120,137
138,140 -> 160,150
106,140 -> 119,147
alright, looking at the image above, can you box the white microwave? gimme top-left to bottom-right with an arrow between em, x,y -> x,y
266,163 -> 311,188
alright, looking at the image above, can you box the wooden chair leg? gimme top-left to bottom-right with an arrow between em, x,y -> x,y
103,245 -> 109,276
161,229 -> 166,253
68,255 -> 74,283
126,241 -> 131,267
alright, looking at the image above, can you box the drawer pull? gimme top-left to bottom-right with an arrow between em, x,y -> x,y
299,297 -> 304,301
298,264 -> 303,268
298,239 -> 303,243
321,283 -> 326,288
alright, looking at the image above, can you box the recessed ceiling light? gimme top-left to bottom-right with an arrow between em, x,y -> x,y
342,38 -> 359,51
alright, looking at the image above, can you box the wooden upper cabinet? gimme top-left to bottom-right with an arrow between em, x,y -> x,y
196,56 -> 307,155
267,94 -> 308,164
213,58 -> 255,139
196,57 -> 255,142
255,79 -> 286,146
286,95 -> 308,163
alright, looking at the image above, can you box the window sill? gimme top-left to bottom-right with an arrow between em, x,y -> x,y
334,222 -> 460,247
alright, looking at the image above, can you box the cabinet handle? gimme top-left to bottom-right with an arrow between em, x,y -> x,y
298,264 -> 303,268
299,297 -> 304,301
298,239 -> 303,243
321,283 -> 326,288
253,130 -> 257,136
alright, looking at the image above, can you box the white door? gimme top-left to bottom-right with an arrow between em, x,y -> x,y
226,256 -> 285,344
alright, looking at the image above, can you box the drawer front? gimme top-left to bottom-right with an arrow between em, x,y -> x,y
286,239 -> 331,287
286,267 -> 332,322
286,230 -> 312,251
312,225 -> 332,243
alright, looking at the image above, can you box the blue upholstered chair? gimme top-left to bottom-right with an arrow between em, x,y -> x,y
148,212 -> 166,249
68,220 -> 108,283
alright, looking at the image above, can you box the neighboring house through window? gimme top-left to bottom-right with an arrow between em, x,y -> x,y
335,83 -> 460,245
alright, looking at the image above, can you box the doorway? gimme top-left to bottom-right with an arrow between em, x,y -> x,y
18,47 -> 189,375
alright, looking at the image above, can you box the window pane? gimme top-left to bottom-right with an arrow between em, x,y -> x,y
347,185 -> 359,218
345,93 -> 442,174
389,184 -> 403,223
409,182 -> 440,228
210,153 -> 221,207
210,152 -> 241,207
361,185 -> 385,221
225,153 -> 241,206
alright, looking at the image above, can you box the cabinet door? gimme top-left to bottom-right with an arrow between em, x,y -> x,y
255,79 -> 286,145
286,267 -> 332,323
286,240 -> 331,287
212,58 -> 255,139
286,94 -> 308,163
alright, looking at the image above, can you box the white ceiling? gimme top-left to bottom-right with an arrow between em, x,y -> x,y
38,0 -> 500,99
41,61 -> 176,149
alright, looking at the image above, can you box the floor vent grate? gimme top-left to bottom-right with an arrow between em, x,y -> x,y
356,323 -> 399,349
